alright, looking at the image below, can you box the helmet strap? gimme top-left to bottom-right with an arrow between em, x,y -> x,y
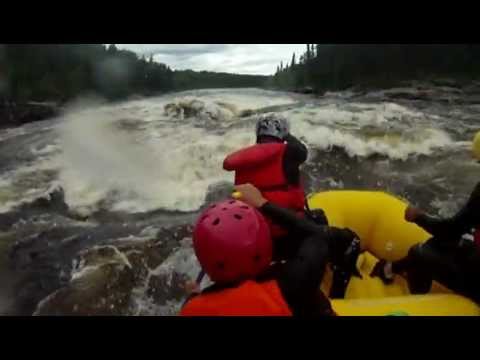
195,269 -> 206,285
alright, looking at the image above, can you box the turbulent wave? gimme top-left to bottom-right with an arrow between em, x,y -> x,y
0,89 -> 477,216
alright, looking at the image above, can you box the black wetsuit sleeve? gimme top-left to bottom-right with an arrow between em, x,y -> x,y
283,134 -> 308,185
284,134 -> 308,163
414,214 -> 458,238
260,202 -> 356,316
278,232 -> 333,316
260,202 -> 357,257
414,183 -> 480,239
260,202 -> 320,238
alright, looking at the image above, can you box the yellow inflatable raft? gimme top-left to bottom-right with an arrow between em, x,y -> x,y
308,190 -> 480,316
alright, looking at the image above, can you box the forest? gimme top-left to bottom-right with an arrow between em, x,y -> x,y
270,44 -> 480,92
0,44 -> 268,103
3,44 -> 480,103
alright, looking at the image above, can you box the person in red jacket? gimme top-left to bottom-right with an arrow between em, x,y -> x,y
180,183 -> 359,316
370,183 -> 480,303
223,114 -> 327,260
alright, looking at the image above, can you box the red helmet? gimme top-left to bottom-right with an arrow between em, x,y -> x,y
193,199 -> 272,283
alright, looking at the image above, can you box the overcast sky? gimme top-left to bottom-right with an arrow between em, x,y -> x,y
115,44 -> 307,75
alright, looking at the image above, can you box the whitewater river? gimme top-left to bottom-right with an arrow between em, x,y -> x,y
0,87 -> 479,315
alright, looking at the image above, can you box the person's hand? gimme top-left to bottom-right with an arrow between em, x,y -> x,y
369,259 -> 394,285
233,183 -> 268,208
405,206 -> 422,222
305,208 -> 328,225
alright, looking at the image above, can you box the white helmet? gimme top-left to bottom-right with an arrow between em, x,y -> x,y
255,114 -> 290,141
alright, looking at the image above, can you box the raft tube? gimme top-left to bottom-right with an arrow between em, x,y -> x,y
308,190 -> 480,316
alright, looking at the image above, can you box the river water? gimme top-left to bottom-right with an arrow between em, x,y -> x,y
0,87 -> 479,315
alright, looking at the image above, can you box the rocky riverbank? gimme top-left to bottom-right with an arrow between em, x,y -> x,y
0,101 -> 59,129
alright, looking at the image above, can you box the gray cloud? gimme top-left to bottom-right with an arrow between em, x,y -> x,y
115,44 -> 306,75
117,44 -> 231,56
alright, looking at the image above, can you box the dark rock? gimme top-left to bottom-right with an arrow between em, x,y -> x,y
0,186 -> 72,232
456,95 -> 480,105
430,78 -> 463,88
147,271 -> 188,304
10,216 -> 193,315
34,261 -> 136,315
294,86 -> 314,94
164,100 -> 206,119
239,109 -> 256,117
0,101 -> 59,129
31,223 -> 194,315
383,88 -> 432,101
23,186 -> 68,214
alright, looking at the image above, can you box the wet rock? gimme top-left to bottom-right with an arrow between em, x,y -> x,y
34,261 -> 135,315
382,88 -> 433,101
164,99 -> 207,119
431,78 -> 463,88
0,186 -> 73,232
147,271 -> 188,304
31,231 -> 193,315
164,99 -> 239,122
0,101 -> 59,129
462,82 -> 480,95
11,217 -> 194,315
23,185 -> 69,214
294,86 -> 314,94
9,225 -> 96,315
456,95 -> 480,105
32,242 -> 145,315
239,109 -> 255,117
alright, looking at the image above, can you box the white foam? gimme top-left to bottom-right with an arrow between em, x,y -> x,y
164,97 -> 239,123
0,158 -> 61,213
286,102 -> 429,128
71,244 -> 132,283
0,127 -> 27,142
201,90 -> 297,111
3,90 -> 467,215
71,264 -> 102,281
0,91 -> 297,214
129,238 -> 208,316
297,124 -> 454,160
284,101 -> 455,160
31,143 -> 60,156
0,176 -> 12,188
57,103 -> 254,213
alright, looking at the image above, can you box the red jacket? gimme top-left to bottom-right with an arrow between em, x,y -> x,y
223,143 -> 306,237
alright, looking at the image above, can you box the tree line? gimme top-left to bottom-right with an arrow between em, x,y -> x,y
270,44 -> 480,92
0,44 -> 268,103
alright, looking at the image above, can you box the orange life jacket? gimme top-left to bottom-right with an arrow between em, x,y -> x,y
179,279 -> 292,316
223,143 -> 306,237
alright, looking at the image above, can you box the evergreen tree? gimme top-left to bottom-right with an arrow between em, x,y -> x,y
2,44 -> 269,103
107,44 -> 118,54
271,44 -> 480,93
